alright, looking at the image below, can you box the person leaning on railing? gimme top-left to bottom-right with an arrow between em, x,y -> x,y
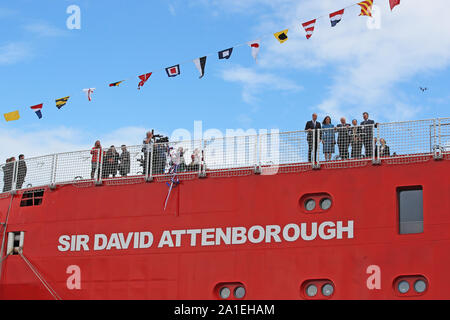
321,116 -> 336,162
305,113 -> 322,163
16,154 -> 27,189
336,118 -> 351,160
90,140 -> 102,180
142,131 -> 153,176
350,119 -> 363,159
103,146 -> 120,178
360,112 -> 379,158
375,138 -> 390,158
2,157 -> 15,193
118,145 -> 131,177
187,149 -> 201,172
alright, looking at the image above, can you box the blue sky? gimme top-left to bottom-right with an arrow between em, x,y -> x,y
1,0 -> 450,159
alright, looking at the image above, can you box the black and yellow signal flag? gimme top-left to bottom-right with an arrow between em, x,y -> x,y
56,96 -> 70,109
274,29 -> 289,43
109,80 -> 124,87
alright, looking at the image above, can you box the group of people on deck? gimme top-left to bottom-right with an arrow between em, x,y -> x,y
90,131 -> 202,180
2,155 -> 27,192
305,112 -> 390,162
90,141 -> 131,179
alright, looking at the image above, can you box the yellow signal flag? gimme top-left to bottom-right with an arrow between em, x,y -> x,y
274,29 -> 289,44
4,110 -> 20,122
358,0 -> 373,17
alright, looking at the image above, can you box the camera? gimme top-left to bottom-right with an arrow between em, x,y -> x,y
153,134 -> 169,144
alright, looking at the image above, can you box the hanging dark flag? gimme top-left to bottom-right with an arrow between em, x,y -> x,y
56,96 -> 70,109
30,104 -> 43,119
166,65 -> 181,77
193,56 -> 207,78
218,48 -> 233,60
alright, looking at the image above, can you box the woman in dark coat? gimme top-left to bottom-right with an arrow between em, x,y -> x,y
376,138 -> 391,158
103,146 -> 120,178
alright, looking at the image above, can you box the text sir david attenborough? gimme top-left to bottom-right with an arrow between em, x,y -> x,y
57,220 -> 354,252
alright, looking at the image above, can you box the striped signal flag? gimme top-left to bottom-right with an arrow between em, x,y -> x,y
30,104 -> 43,119
56,96 -> 70,109
358,0 -> 374,17
330,9 -> 344,27
302,19 -> 316,39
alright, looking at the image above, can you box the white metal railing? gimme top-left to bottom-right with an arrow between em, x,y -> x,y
1,117 -> 449,194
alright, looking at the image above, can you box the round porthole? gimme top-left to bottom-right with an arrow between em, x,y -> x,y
322,283 -> 334,297
398,280 -> 410,294
414,280 -> 427,293
320,198 -> 332,210
219,287 -> 231,299
305,284 -> 318,297
304,199 -> 316,211
234,286 -> 246,299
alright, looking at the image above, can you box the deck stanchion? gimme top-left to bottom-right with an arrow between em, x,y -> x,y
50,154 -> 58,189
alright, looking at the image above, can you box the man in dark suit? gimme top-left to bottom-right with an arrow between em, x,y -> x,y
305,113 -> 322,162
16,154 -> 27,189
336,117 -> 351,160
360,112 -> 377,158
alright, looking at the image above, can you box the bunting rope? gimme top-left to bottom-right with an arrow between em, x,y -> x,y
3,0 -> 401,122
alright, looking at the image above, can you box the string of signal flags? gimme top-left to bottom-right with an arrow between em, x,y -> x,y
3,0 -> 401,123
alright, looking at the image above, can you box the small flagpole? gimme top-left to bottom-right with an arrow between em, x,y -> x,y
164,164 -> 179,211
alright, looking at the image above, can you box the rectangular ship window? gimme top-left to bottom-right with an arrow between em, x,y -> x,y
20,190 -> 44,207
397,186 -> 423,235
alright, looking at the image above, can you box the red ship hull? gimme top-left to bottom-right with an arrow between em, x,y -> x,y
0,157 -> 449,300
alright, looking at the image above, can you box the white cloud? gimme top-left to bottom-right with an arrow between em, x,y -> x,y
0,7 -> 15,18
168,3 -> 176,16
0,42 -> 31,65
0,125 -> 152,164
99,126 -> 148,148
0,126 -> 88,163
197,0 -> 450,122
23,22 -> 67,37
221,64 -> 302,104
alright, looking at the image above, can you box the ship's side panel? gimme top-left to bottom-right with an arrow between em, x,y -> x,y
0,159 -> 449,299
